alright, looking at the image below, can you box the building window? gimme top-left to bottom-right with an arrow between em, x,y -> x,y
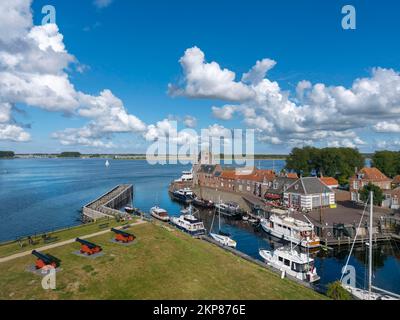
353,181 -> 359,190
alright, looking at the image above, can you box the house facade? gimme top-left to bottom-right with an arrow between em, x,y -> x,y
381,188 -> 400,209
211,168 -> 276,197
349,167 -> 392,202
193,164 -> 222,187
283,177 -> 336,210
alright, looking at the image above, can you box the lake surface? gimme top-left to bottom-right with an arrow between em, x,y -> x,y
0,158 -> 399,294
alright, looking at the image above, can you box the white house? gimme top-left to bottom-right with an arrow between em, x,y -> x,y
284,177 -> 336,210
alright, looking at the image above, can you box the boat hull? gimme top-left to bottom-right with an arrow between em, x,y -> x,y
210,233 -> 237,248
342,285 -> 399,300
170,192 -> 193,204
170,220 -> 206,237
124,207 -> 134,214
259,250 -> 320,283
260,222 -> 320,249
192,199 -> 214,209
151,213 -> 170,222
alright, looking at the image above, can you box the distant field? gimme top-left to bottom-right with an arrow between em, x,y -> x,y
0,222 -> 325,300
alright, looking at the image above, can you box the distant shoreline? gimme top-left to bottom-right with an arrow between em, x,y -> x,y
2,155 -> 289,161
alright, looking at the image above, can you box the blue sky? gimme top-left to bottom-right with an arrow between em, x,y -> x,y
1,0 -> 400,153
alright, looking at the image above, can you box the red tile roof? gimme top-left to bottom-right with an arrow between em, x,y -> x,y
352,167 -> 392,182
319,177 -> 339,186
220,169 -> 275,182
393,175 -> 400,184
287,173 -> 298,179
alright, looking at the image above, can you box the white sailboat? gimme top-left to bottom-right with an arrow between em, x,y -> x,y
341,191 -> 399,300
209,198 -> 237,248
105,160 -> 110,167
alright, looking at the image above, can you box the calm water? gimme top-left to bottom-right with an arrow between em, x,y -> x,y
0,158 -> 399,294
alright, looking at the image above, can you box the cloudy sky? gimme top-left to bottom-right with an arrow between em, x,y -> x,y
1,0 -> 400,154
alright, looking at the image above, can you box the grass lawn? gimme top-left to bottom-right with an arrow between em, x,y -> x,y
0,218 -> 130,258
0,223 -> 326,300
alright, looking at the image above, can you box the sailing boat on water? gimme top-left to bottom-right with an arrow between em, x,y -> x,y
341,191 -> 400,300
209,198 -> 237,248
105,160 -> 110,167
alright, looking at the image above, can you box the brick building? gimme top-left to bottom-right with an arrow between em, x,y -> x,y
349,167 -> 392,202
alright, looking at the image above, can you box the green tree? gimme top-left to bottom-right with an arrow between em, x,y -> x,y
359,183 -> 384,206
285,146 -> 320,176
286,147 -> 364,184
0,151 -> 15,158
372,150 -> 400,178
326,281 -> 352,300
58,152 -> 81,158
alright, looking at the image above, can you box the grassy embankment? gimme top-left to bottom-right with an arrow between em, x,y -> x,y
0,222 -> 325,300
0,218 -> 124,258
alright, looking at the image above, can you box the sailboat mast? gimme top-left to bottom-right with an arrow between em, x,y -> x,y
369,191 -> 373,298
218,196 -> 221,232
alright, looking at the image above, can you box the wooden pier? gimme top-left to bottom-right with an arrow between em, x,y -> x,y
320,233 -> 394,246
82,184 -> 133,222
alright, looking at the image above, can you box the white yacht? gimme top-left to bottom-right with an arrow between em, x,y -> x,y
214,201 -> 241,219
259,247 -> 320,283
260,214 -> 320,249
150,206 -> 170,222
171,188 -> 195,204
170,205 -> 206,237
174,170 -> 193,182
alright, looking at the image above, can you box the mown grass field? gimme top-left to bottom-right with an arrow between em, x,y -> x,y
0,222 -> 326,300
0,218 -> 127,258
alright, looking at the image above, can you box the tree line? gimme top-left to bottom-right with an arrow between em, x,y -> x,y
371,150 -> 400,178
0,151 -> 15,158
285,147 -> 364,185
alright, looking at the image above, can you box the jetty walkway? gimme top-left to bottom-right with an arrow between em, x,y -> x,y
82,184 -> 133,222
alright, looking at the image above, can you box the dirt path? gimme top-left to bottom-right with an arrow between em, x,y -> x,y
0,220 -> 146,264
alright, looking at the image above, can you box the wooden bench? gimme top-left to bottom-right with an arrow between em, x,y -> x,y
99,223 -> 109,229
43,236 -> 59,244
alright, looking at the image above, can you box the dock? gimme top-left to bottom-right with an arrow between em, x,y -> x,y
82,184 -> 133,222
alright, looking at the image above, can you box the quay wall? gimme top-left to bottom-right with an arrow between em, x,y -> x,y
82,184 -> 133,222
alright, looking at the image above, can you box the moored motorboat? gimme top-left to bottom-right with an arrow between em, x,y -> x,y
150,206 -> 170,222
124,206 -> 134,214
214,201 -> 242,219
170,188 -> 195,204
260,214 -> 320,249
192,197 -> 214,209
170,205 -> 206,236
259,247 -> 320,283
174,170 -> 193,183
